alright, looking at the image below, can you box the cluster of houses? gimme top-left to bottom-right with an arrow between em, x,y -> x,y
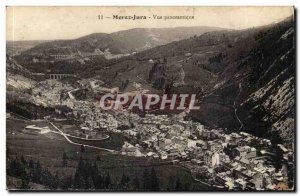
86,112 -> 293,191
57,101 -> 293,191
28,78 -> 293,190
31,79 -> 74,107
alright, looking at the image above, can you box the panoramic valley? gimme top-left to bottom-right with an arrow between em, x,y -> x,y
6,16 -> 295,191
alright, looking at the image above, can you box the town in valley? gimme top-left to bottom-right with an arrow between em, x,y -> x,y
6,7 -> 295,191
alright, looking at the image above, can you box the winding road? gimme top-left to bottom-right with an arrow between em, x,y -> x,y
46,120 -> 117,153
233,84 -> 244,131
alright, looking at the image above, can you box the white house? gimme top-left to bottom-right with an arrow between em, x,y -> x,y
204,151 -> 220,167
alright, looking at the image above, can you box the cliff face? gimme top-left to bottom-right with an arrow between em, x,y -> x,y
198,17 -> 295,146
241,23 -> 295,146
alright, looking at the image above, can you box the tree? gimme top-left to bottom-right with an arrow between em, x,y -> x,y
95,174 -> 102,189
271,132 -> 283,171
91,161 -> 98,185
61,176 -> 73,190
33,161 -> 42,183
8,158 -> 25,177
132,174 -> 140,190
41,169 -> 58,189
274,146 -> 283,171
287,163 -> 294,188
184,183 -> 191,191
8,156 -> 62,190
150,167 -> 159,191
20,155 -> 27,165
80,145 -> 85,153
142,168 -> 150,190
167,175 -> 175,191
271,131 -> 282,149
78,176 -> 85,189
120,173 -> 128,187
86,176 -> 95,189
20,176 -> 30,189
96,155 -> 101,162
73,157 -> 85,188
136,133 -> 141,140
103,172 -> 111,189
29,159 -> 34,169
62,152 -> 68,167
175,177 -> 182,191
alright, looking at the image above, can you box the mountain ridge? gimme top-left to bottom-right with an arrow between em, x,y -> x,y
20,26 -> 225,56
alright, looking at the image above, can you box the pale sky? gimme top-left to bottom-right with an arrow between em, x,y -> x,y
6,6 -> 294,41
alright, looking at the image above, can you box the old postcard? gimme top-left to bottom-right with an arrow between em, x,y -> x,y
6,6 -> 295,191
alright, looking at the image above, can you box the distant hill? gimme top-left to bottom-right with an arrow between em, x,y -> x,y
6,40 -> 49,56
109,26 -> 225,52
20,26 -> 224,56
